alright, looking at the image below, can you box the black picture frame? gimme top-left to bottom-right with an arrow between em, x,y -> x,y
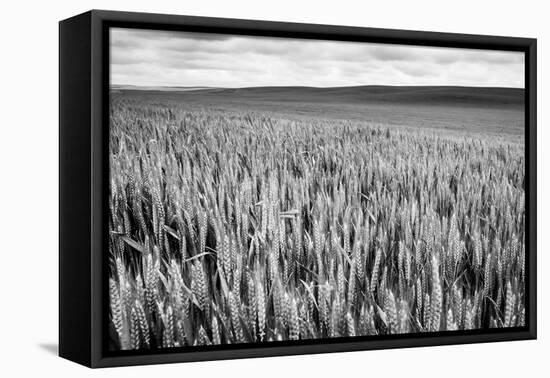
59,9 -> 537,368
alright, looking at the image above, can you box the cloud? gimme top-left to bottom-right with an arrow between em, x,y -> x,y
110,28 -> 524,88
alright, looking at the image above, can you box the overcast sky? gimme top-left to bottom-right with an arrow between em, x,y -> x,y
110,28 -> 524,88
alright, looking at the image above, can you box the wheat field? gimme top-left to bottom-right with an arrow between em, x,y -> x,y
108,96 -> 525,351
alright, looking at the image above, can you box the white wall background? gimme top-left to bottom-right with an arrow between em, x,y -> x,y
0,0 -> 546,375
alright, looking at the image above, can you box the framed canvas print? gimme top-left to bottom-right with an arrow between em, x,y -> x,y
59,10 -> 537,368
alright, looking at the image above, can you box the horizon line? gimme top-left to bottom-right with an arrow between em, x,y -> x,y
110,83 -> 525,90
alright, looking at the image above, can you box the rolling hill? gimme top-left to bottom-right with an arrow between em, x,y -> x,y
112,85 -> 524,109
111,85 -> 525,136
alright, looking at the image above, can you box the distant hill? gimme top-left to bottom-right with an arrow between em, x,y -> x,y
199,85 -> 524,108
111,85 -> 218,92
112,85 -> 524,109
111,85 -> 525,136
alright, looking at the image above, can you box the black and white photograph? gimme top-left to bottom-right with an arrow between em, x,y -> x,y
107,27 -> 526,351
